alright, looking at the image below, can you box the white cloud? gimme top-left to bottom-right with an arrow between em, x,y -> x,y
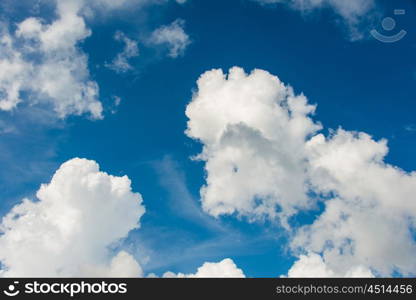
163,258 -> 245,278
253,0 -> 377,40
0,156 -> 247,278
110,95 -> 122,114
0,0 -> 103,119
290,129 -> 416,277
286,252 -> 374,277
150,19 -> 191,58
185,67 -> 321,224
106,31 -> 139,73
187,67 -> 416,277
82,251 -> 144,277
0,0 -> 190,118
0,158 -> 145,277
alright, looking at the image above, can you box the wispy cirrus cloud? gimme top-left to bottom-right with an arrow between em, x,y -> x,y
106,31 -> 139,74
252,0 -> 379,40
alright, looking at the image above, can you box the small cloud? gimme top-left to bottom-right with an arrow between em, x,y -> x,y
113,95 -> 121,106
106,31 -> 139,73
149,19 -> 191,58
0,119 -> 17,135
110,95 -> 122,114
405,124 -> 416,132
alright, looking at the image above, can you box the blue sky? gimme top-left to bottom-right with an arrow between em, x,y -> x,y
0,0 -> 415,277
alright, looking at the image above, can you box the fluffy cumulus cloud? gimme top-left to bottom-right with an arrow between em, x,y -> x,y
286,252 -> 374,278
0,157 -> 246,278
290,129 -> 416,277
150,19 -> 191,58
0,158 -> 145,277
163,258 -> 245,278
186,67 -> 416,277
253,0 -> 377,40
186,67 -> 321,224
0,0 -> 103,118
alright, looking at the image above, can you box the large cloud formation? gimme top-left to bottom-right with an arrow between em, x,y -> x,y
186,67 -> 416,277
0,157 -> 246,278
186,67 -> 321,224
0,158 -> 145,277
